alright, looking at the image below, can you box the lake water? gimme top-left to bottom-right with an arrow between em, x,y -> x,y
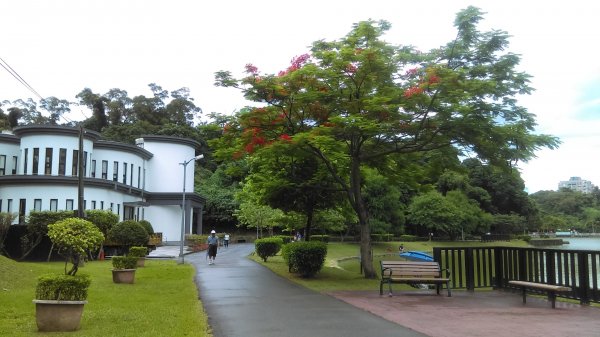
548,237 -> 600,251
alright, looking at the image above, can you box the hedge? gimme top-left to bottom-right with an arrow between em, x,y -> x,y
255,238 -> 283,262
282,241 -> 327,278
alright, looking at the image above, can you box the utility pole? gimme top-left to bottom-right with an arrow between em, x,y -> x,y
77,125 -> 84,218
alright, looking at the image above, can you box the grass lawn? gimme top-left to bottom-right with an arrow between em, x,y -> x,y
0,256 -> 210,337
251,240 -> 530,293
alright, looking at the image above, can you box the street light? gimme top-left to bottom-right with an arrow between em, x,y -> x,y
179,154 -> 204,264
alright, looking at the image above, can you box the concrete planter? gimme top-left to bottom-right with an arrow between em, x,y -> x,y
33,300 -> 87,332
136,257 -> 146,267
112,269 -> 136,284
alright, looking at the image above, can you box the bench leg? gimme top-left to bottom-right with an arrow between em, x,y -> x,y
388,280 -> 393,297
436,284 -> 440,295
521,287 -> 527,304
549,292 -> 556,309
446,281 -> 452,297
380,281 -> 383,296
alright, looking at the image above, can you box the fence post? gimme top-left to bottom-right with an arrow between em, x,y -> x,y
493,247 -> 503,289
517,248 -> 526,281
464,248 -> 474,291
577,252 -> 590,305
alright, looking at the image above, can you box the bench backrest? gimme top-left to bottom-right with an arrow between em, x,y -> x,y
380,261 -> 442,278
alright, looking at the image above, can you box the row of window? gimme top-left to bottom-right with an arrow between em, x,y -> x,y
0,198 -> 120,214
0,150 -> 144,188
0,198 -> 142,224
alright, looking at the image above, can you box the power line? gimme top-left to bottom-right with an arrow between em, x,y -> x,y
0,56 -> 43,101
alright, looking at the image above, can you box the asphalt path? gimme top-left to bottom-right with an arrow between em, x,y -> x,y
188,243 -> 425,337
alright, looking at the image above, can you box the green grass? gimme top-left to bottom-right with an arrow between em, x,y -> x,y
252,240 -> 530,293
0,256 -> 210,337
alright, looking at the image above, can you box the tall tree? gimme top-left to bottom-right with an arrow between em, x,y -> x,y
215,7 -> 559,277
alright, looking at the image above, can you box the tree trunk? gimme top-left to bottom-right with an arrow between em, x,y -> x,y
304,203 -> 314,241
350,156 -> 376,278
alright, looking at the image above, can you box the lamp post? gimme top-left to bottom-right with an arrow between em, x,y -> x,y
179,154 -> 204,264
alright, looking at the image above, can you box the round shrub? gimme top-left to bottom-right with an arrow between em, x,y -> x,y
109,220 -> 149,248
48,217 -> 104,276
309,235 -> 329,243
36,274 -> 91,301
138,220 -> 154,235
85,210 -> 119,237
111,256 -> 138,269
128,246 -> 148,258
255,237 -> 283,262
284,241 -> 328,278
273,235 -> 293,244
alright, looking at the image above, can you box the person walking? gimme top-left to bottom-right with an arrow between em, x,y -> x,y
207,230 -> 219,265
224,233 -> 230,247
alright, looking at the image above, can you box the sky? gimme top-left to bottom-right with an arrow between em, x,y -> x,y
1,0 -> 599,194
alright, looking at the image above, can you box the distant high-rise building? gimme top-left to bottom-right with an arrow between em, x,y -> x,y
558,177 -> 595,194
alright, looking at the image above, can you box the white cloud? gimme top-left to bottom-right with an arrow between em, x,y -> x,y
2,0 -> 599,192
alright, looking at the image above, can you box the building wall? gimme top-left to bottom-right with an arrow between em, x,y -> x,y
0,126 -> 203,241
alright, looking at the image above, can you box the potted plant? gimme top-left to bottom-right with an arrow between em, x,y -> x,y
129,246 -> 148,267
33,217 -> 104,332
111,256 -> 138,283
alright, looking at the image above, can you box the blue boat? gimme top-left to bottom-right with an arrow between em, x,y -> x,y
399,251 -> 433,262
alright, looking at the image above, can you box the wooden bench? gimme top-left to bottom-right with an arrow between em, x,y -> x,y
380,261 -> 451,297
508,280 -> 572,308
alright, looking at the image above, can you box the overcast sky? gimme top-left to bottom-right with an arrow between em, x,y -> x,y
1,0 -> 599,194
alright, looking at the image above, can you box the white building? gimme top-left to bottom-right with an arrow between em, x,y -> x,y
0,125 -> 205,243
558,176 -> 595,194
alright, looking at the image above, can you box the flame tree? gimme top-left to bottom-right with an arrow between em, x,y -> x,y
213,7 -> 559,278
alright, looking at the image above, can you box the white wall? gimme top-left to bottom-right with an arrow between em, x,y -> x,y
143,204 -> 183,242
143,142 -> 195,192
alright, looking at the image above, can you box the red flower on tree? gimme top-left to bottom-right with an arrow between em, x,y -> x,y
245,63 -> 258,74
279,134 -> 292,141
403,86 -> 424,98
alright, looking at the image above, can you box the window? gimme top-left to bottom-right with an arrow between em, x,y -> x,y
113,161 -> 118,182
100,201 -> 104,210
66,199 -> 74,211
32,148 -> 39,175
23,149 -> 28,174
91,200 -> 96,209
91,160 -> 96,178
19,199 -> 26,224
137,166 -> 141,188
0,155 -> 5,175
110,202 -> 114,211
83,152 -> 88,177
0,200 -> 2,212
123,162 -> 127,184
50,199 -> 58,211
117,204 -> 120,216
58,148 -> 66,175
130,163 -> 133,185
7,199 -> 12,213
34,199 -> 42,211
101,160 -> 108,179
12,156 -> 17,174
44,148 -> 53,175
72,150 -> 79,176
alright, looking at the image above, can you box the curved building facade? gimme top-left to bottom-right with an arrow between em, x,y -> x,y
0,125 -> 205,243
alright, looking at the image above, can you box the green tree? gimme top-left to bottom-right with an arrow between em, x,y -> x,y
47,218 -> 104,275
214,8 -> 559,277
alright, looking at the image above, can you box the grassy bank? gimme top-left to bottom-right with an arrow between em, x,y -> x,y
251,240 -> 530,292
0,256 -> 210,337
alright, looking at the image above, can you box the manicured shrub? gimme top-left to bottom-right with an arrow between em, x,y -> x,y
255,237 -> 283,262
48,217 -> 104,276
35,274 -> 91,301
128,246 -> 148,257
309,235 -> 329,243
273,235 -> 293,244
138,220 -> 154,235
109,220 -> 149,248
399,234 -> 419,242
85,210 -> 119,237
371,233 -> 393,242
284,241 -> 327,278
111,256 -> 138,269
186,234 -> 208,246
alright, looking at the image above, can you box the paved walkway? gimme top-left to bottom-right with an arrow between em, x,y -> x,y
186,243 -> 425,337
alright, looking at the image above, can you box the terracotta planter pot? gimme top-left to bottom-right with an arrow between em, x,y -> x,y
112,269 -> 136,284
33,300 -> 87,332
136,257 -> 146,267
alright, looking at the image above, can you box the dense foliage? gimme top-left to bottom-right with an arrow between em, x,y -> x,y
281,241 -> 328,278
47,218 -> 104,276
35,274 -> 91,301
108,221 -> 149,248
254,237 -> 283,262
